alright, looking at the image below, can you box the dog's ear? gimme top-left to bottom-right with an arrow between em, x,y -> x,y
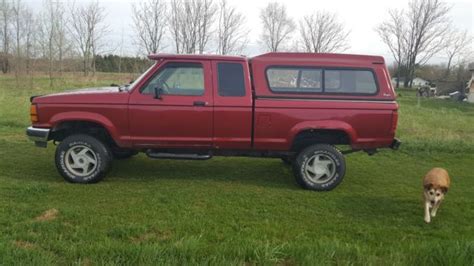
424,183 -> 432,190
441,187 -> 448,194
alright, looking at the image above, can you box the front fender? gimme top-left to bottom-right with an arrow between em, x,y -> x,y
287,120 -> 357,145
49,111 -> 121,142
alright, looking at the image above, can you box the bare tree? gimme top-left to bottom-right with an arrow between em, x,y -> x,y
169,0 -> 183,53
376,9 -> 407,88
38,0 -> 58,85
259,2 -> 295,52
170,0 -> 216,54
298,11 -> 349,53
68,1 -> 108,76
196,0 -> 216,54
378,0 -> 451,88
131,0 -> 167,54
179,0 -> 200,53
444,29 -> 472,76
118,26 -> 124,73
53,1 -> 68,75
23,7 -> 35,75
0,0 -> 11,73
11,0 -> 23,78
405,0 -> 451,87
217,0 -> 248,55
11,0 -> 39,81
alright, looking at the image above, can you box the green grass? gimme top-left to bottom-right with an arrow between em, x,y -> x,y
396,89 -> 474,153
0,75 -> 473,265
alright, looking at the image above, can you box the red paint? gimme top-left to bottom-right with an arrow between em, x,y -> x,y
32,52 -> 399,151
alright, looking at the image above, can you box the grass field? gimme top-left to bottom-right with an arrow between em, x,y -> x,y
0,74 -> 473,265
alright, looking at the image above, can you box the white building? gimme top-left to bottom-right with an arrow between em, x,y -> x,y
391,77 -> 430,88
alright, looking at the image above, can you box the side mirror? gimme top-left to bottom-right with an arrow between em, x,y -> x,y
154,86 -> 163,99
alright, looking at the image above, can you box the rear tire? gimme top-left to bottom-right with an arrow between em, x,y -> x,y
292,144 -> 346,191
55,134 -> 112,184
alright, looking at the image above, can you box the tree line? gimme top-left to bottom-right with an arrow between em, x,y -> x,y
0,0 -> 351,77
132,0 -> 350,55
0,0 -> 472,88
1,0 -> 110,84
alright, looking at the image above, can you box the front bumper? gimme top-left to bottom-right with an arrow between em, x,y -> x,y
390,138 -> 402,150
26,127 -> 50,148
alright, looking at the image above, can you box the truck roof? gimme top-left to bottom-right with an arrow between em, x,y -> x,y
148,52 -> 385,64
148,53 -> 247,62
251,52 -> 385,64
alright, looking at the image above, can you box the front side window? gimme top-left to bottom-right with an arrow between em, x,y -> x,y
267,68 -> 322,93
141,63 -> 204,96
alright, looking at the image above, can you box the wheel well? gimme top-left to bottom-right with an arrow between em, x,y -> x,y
291,129 -> 350,152
50,121 -> 116,146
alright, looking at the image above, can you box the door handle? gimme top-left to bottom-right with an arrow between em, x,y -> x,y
193,101 -> 207,106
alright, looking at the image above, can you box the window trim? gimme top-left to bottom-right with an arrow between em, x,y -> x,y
265,65 -> 379,96
217,62 -> 246,97
139,62 -> 205,96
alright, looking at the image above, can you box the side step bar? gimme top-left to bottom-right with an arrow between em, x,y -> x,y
146,150 -> 212,160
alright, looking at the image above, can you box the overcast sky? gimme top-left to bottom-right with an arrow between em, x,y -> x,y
27,0 -> 473,64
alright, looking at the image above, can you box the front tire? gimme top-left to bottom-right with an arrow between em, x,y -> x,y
55,134 -> 112,184
292,144 -> 346,191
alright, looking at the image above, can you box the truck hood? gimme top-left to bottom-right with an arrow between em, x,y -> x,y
32,87 -> 130,104
50,87 -> 122,95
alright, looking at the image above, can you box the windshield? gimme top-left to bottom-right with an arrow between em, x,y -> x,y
127,62 -> 157,91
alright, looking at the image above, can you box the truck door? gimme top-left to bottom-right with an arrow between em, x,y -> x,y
211,60 -> 253,149
128,60 -> 213,148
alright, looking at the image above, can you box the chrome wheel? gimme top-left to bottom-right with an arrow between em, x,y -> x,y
304,153 -> 336,184
64,145 -> 98,177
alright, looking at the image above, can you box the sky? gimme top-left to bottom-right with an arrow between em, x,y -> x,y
26,0 -> 473,64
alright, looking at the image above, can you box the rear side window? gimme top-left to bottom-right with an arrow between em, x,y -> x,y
217,63 -> 246,97
266,67 -> 377,95
325,70 -> 377,94
267,68 -> 322,92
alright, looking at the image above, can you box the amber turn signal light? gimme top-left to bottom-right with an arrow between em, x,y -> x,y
30,104 -> 38,123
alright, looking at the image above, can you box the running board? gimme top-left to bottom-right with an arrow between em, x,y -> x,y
146,150 -> 212,160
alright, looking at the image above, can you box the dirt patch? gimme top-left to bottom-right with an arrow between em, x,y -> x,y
78,258 -> 92,266
130,230 -> 172,244
13,240 -> 36,250
35,208 -> 59,221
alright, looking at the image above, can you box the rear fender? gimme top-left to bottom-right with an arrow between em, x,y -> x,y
288,120 -> 357,146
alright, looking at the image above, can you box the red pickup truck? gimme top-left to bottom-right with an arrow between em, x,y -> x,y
27,53 -> 400,191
